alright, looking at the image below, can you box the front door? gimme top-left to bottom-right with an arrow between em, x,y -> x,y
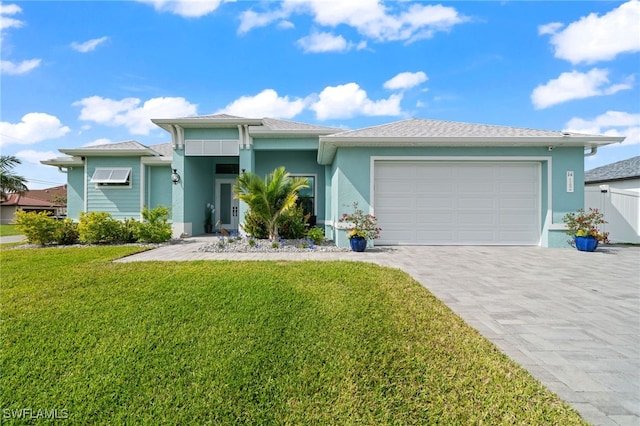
215,179 -> 239,232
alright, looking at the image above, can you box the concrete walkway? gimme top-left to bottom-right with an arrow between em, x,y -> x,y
120,237 -> 640,426
0,235 -> 25,244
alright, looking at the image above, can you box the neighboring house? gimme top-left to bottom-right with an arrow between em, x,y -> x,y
585,156 -> 640,244
0,185 -> 67,224
42,115 -> 624,248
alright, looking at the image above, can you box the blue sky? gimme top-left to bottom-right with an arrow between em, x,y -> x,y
1,0 -> 638,189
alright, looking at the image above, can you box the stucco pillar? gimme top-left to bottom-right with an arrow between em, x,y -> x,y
237,146 -> 255,234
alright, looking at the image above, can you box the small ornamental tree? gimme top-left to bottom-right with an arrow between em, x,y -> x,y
234,167 -> 309,240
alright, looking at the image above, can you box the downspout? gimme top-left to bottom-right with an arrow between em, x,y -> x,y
237,125 -> 245,149
584,146 -> 598,157
243,124 -> 252,148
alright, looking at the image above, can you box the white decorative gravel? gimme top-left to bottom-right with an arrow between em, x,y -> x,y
197,236 -> 350,253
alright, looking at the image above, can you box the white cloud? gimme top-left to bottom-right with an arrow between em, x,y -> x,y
135,0 -> 227,18
0,58 -> 41,75
15,149 -> 60,165
0,3 -> 24,33
73,96 -> 198,135
541,0 -> 640,64
1,4 -> 42,73
238,7 -> 293,34
564,111 -> 640,145
0,113 -> 70,146
310,82 -> 403,120
297,31 -> 363,53
383,71 -> 428,90
531,68 -> 633,109
537,22 -> 563,36
240,0 -> 466,44
71,36 -> 109,53
216,89 -> 308,119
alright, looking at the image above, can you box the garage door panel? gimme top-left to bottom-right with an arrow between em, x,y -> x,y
416,197 -> 455,209
501,182 -> 537,194
499,212 -> 538,225
458,198 -> 496,209
500,198 -> 537,209
459,213 -> 496,225
414,212 -> 454,225
374,161 -> 540,245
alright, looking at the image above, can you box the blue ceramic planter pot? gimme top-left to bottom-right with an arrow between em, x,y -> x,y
349,236 -> 367,252
575,236 -> 598,252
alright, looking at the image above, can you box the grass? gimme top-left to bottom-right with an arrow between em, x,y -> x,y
1,246 -> 588,425
0,224 -> 21,236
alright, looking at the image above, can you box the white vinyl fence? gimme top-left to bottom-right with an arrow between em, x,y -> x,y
585,186 -> 640,244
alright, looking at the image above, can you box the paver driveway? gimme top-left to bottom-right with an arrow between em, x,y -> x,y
119,240 -> 640,426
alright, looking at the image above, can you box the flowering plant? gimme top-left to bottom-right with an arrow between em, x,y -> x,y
562,208 -> 609,244
339,202 -> 381,240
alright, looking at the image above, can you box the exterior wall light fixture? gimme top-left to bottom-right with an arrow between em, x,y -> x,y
171,169 -> 181,184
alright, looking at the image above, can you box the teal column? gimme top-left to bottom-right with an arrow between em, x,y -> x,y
171,148 -> 187,236
238,146 -> 255,233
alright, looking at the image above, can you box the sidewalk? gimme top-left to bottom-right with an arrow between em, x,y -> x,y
0,235 -> 25,244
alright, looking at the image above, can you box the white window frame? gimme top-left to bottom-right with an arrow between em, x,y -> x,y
90,167 -> 132,188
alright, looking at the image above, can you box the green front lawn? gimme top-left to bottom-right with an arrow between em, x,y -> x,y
1,246 -> 587,424
0,224 -> 20,236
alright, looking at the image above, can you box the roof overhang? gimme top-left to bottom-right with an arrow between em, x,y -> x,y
40,156 -> 85,167
317,135 -> 625,165
152,117 -> 263,132
248,127 -> 342,138
58,147 -> 158,157
142,156 -> 172,165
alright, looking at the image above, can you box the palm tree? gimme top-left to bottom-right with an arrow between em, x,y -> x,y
234,166 -> 309,240
0,155 -> 28,201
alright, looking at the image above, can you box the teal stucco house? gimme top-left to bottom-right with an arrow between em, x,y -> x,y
42,115 -> 624,248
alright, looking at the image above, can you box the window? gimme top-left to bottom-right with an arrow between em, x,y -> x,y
295,175 -> 315,217
90,168 -> 132,187
216,164 -> 239,174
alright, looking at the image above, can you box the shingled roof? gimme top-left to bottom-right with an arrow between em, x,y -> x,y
1,185 -> 67,207
328,118 -> 597,138
585,156 -> 640,183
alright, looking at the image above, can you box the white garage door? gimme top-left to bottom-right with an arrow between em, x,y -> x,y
374,161 -> 540,245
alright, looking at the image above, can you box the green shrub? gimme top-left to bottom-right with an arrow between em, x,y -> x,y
277,205 -> 308,239
14,210 -> 57,245
122,218 -> 140,243
134,206 -> 172,243
306,226 -> 325,245
242,211 -> 269,239
78,212 -> 124,244
54,218 -> 79,245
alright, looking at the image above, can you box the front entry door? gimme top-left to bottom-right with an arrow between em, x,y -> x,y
215,179 -> 239,231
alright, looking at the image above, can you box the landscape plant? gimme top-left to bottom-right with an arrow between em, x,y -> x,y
78,211 -> 125,244
276,205 -> 308,239
339,201 -> 381,240
562,208 -> 609,243
134,205 -> 172,243
53,218 -> 79,245
13,210 -> 57,245
306,226 -> 324,244
234,167 -> 308,240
